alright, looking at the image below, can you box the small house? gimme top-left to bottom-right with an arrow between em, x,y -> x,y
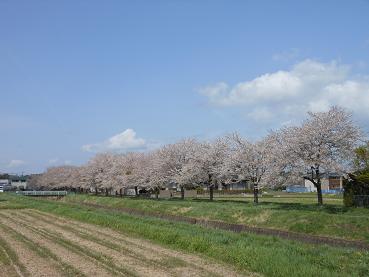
304,173 -> 343,193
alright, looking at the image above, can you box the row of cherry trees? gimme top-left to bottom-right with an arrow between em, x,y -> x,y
30,107 -> 362,205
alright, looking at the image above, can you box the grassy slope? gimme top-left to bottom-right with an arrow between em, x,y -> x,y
62,193 -> 369,242
1,193 -> 369,277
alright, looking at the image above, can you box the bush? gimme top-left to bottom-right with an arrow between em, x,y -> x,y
343,179 -> 354,207
343,172 -> 369,207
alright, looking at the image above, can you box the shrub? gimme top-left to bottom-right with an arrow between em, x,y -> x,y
343,173 -> 369,207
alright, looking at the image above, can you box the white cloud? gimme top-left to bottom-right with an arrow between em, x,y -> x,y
82,129 -> 147,153
200,59 -> 369,122
8,160 -> 25,168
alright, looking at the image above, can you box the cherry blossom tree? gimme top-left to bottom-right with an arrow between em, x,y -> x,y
155,139 -> 199,199
226,133 -> 274,204
123,152 -> 148,195
32,105 -> 362,207
37,166 -> 79,190
136,152 -> 161,198
83,153 -> 116,195
109,154 -> 132,196
273,106 -> 361,205
27,174 -> 43,190
185,137 -> 230,201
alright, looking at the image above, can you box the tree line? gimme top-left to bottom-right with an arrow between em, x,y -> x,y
29,106 -> 362,205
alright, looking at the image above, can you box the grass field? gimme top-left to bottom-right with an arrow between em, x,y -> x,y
62,192 -> 369,243
0,193 -> 369,276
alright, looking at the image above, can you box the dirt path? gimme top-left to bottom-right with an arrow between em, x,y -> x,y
0,209 -> 252,277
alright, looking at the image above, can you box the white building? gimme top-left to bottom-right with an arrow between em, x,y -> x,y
0,179 -> 11,192
10,176 -> 27,190
0,176 -> 28,191
304,173 -> 343,192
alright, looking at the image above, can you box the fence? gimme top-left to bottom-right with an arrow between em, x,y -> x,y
286,187 -> 310,193
286,187 -> 343,194
18,191 -> 68,196
321,189 -> 343,194
197,189 -> 253,195
352,195 -> 369,207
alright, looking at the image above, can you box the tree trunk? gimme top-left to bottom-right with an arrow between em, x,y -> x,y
209,185 -> 214,201
95,186 -> 98,195
155,188 -> 159,199
253,183 -> 259,204
134,186 -> 138,196
119,188 -> 123,197
316,180 -> 323,205
180,186 -> 185,200
105,188 -> 108,196
315,167 -> 323,205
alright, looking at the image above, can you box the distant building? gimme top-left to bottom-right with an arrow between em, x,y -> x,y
223,180 -> 253,190
217,178 -> 255,191
286,173 -> 343,194
304,173 -> 343,193
0,179 -> 12,192
9,175 -> 28,190
0,175 -> 28,191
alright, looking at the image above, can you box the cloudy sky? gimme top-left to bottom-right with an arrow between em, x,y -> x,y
1,0 -> 369,173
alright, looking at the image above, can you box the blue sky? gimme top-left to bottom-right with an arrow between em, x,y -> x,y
1,0 -> 369,174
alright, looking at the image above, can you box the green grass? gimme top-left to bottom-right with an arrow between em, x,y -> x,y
1,193 -> 369,277
61,193 -> 369,242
